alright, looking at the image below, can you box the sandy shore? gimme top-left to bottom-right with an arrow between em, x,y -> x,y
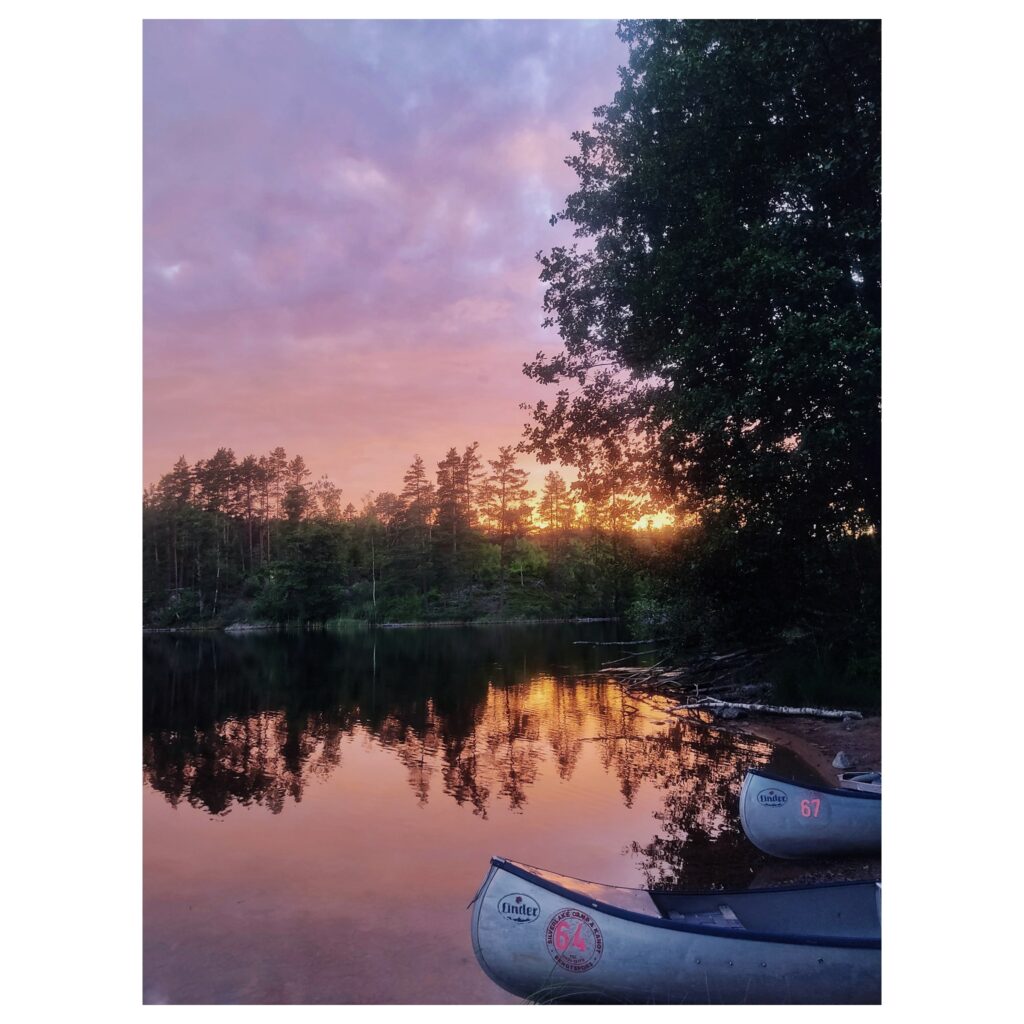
726,712 -> 880,782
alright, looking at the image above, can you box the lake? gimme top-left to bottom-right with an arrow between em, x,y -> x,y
143,623 -> 811,1003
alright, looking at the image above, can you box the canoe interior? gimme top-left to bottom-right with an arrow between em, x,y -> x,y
748,766 -> 881,801
838,770 -> 882,793
500,860 -> 880,944
650,884 -> 879,940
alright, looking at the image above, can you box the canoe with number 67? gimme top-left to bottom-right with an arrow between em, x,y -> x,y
740,768 -> 881,859
470,856 -> 880,1004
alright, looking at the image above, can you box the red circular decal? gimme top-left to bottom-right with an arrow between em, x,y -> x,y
545,908 -> 604,973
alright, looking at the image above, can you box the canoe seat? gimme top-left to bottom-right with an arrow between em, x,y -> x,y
664,904 -> 745,930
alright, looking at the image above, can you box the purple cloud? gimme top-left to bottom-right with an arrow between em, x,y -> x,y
144,20 -> 626,498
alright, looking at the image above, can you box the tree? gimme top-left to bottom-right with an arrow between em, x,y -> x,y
268,447 -> 289,515
159,455 -> 193,505
237,455 -> 261,568
458,443 -> 484,527
538,470 -> 575,535
573,449 -> 650,535
194,447 -> 238,517
282,483 -> 310,523
373,491 -> 405,539
435,443 -> 482,556
154,456 -> 194,593
525,20 -> 880,539
257,450 -> 289,560
400,455 -> 436,549
310,474 -> 343,522
523,19 -> 880,640
193,447 -> 239,615
281,455 -> 312,523
479,446 -> 535,557
286,454 -> 311,489
435,447 -> 462,554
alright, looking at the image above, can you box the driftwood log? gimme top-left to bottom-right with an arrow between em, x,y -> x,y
686,696 -> 862,720
592,652 -> 863,721
572,638 -> 672,646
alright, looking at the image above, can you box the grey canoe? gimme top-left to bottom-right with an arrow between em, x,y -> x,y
740,768 -> 881,859
470,857 -> 880,1004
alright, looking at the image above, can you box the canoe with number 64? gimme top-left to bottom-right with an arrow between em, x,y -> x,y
470,857 -> 880,1004
739,768 -> 881,859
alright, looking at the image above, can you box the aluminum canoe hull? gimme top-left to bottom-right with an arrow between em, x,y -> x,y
740,768 -> 881,859
470,858 -> 880,1004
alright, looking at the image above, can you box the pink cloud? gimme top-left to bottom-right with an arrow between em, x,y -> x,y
144,20 -> 626,498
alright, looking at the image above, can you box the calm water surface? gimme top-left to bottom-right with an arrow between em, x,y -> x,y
143,623 -> 811,1004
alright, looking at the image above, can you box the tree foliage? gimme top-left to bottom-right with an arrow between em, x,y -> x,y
524,19 -> 881,649
526,19 -> 880,540
479,445 -> 535,555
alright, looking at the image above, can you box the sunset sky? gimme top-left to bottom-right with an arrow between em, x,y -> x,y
144,20 -> 627,503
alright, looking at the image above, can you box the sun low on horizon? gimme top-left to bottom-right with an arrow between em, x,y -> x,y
144,20 -> 630,508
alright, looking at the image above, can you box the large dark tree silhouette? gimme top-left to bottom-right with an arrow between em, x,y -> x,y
526,19 -> 880,647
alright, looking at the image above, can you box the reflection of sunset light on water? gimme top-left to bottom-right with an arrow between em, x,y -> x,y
146,672 -> 776,843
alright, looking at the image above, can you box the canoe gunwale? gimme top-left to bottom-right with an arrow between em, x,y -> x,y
747,767 -> 881,801
490,858 -> 881,950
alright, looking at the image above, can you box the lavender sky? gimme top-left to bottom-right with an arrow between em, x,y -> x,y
144,20 -> 627,502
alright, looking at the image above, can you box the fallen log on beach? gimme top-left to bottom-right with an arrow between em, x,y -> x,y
572,638 -> 672,646
686,696 -> 863,721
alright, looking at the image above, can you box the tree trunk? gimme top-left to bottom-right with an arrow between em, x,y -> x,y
370,533 -> 377,617
213,544 -> 221,617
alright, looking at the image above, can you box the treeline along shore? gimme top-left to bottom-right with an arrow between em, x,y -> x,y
143,442 -> 663,630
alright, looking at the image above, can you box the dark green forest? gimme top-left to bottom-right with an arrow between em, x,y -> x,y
143,20 -> 880,697
143,443 -> 660,627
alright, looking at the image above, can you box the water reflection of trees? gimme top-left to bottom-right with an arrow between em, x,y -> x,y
144,629 -> 801,884
143,627 -> 599,817
620,720 -> 792,890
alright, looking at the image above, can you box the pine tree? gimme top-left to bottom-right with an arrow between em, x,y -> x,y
458,443 -> 484,527
479,446 -> 535,557
156,457 -> 193,591
268,446 -> 288,518
282,455 -> 312,522
400,455 -> 436,548
538,470 -> 574,533
237,455 -> 260,568
435,447 -> 463,555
